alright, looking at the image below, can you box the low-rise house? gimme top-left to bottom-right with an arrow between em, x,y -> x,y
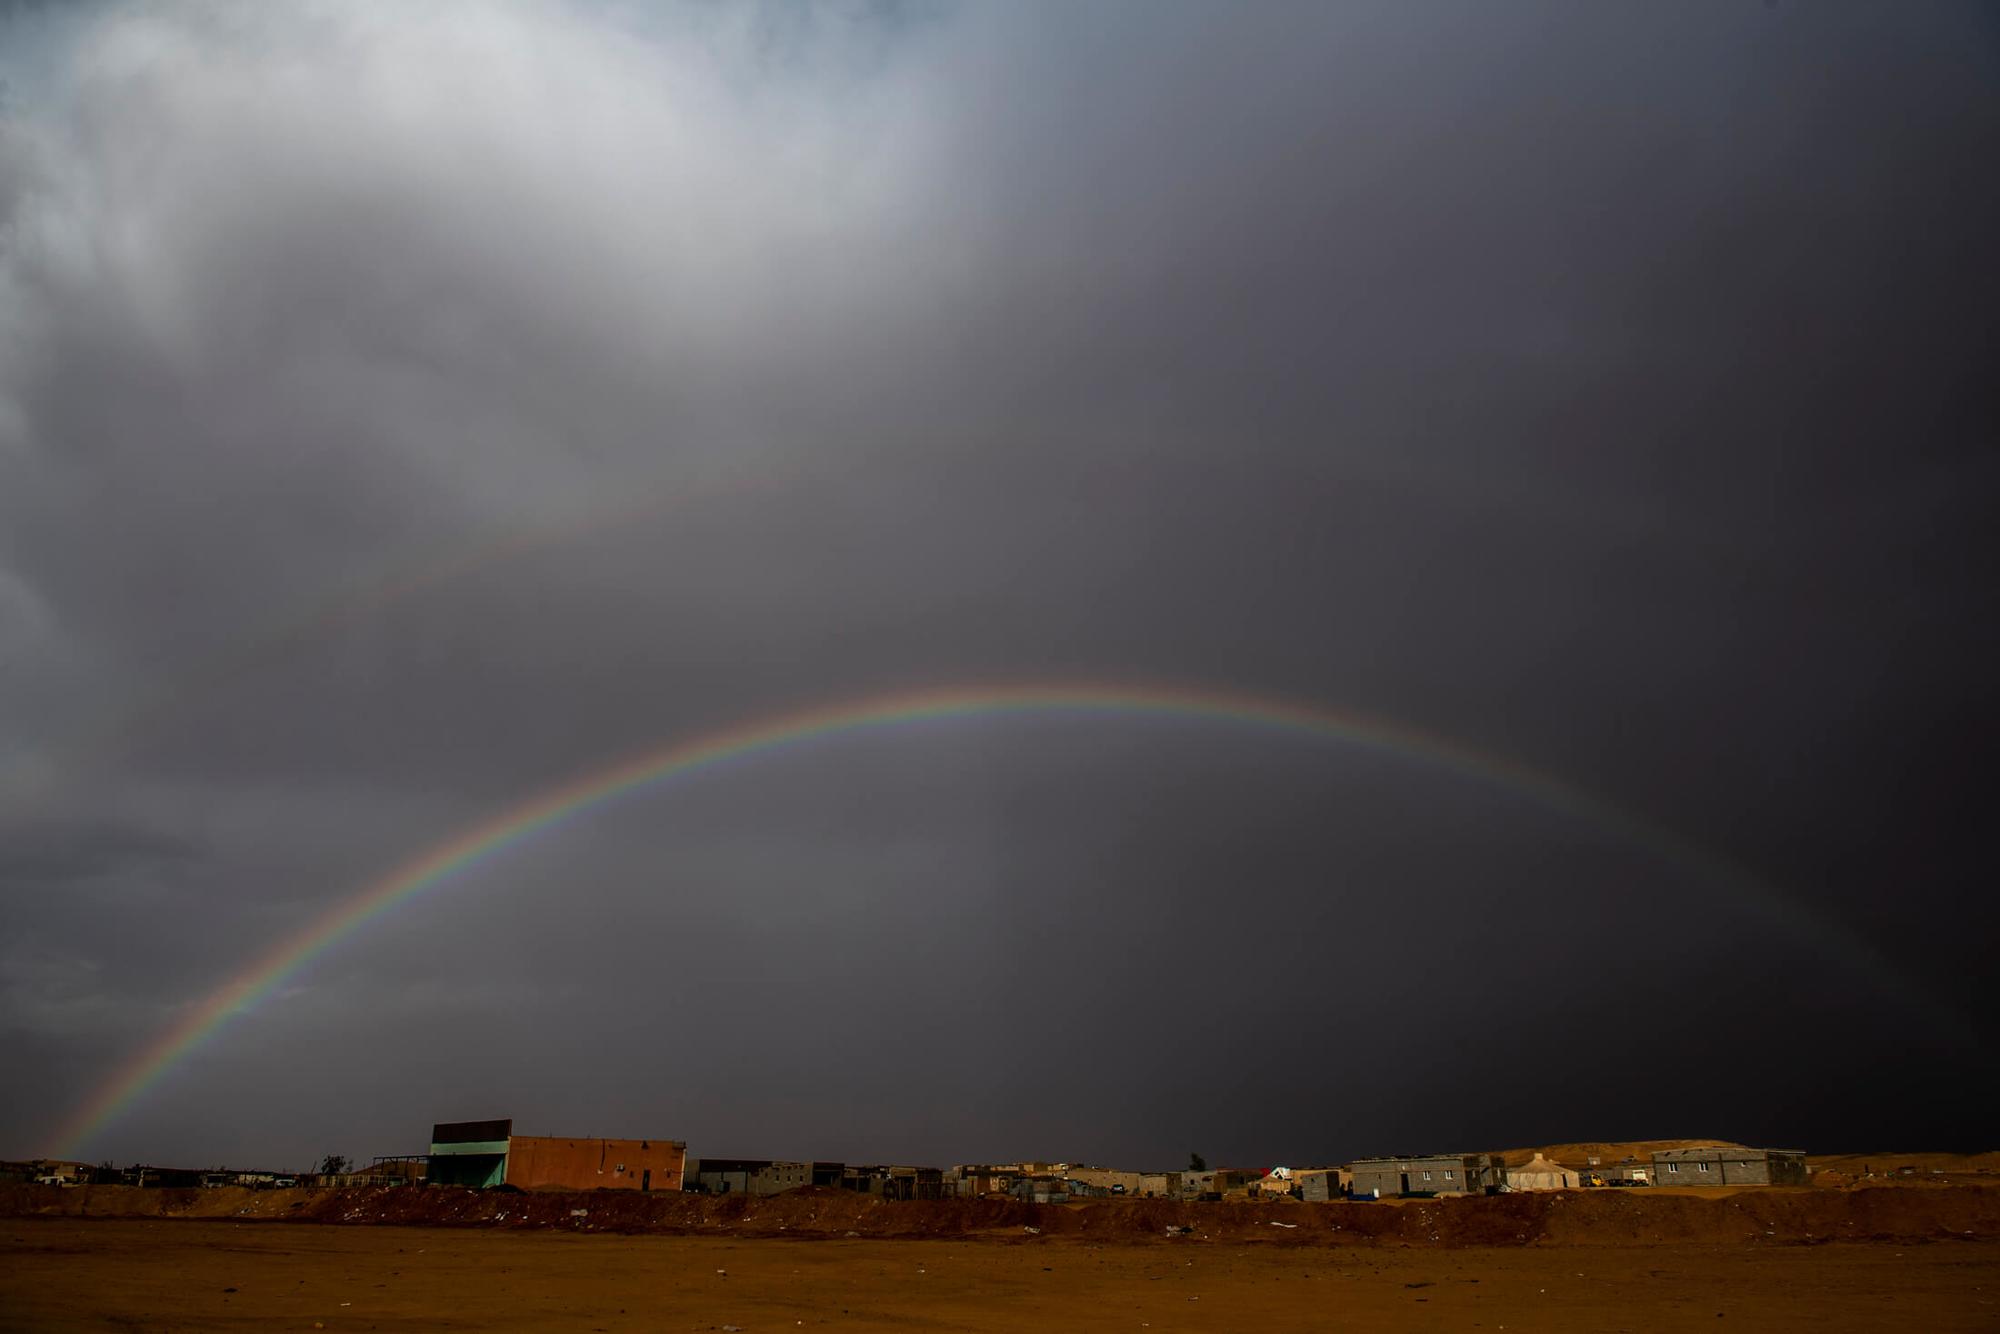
1009,1175 -> 1064,1203
842,1165 -> 946,1200
1295,1168 -> 1352,1202
1066,1167 -> 1145,1195
1349,1154 -> 1506,1198
1651,1147 -> 1807,1186
1249,1169 -> 1295,1198
686,1158 -> 817,1197
123,1165 -> 206,1188
949,1165 -> 1019,1197
1210,1168 -> 1263,1196
1175,1170 -> 1218,1199
1009,1174 -> 1112,1203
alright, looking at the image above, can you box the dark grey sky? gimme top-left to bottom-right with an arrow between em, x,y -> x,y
2,0 -> 1994,1170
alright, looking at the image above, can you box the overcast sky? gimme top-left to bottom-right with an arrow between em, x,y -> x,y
2,0 -> 1995,1171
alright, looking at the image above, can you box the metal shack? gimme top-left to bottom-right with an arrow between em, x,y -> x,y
949,1165 -> 1020,1197
1349,1154 -> 1506,1198
842,1165 -> 947,1200
428,1119 -> 685,1191
1010,1174 -> 1077,1204
1651,1147 -> 1807,1186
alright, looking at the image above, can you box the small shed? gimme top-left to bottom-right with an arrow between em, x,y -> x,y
1505,1154 -> 1581,1191
1295,1168 -> 1351,1202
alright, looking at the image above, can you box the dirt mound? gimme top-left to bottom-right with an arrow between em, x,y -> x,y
6,1181 -> 1998,1248
1488,1139 -> 1750,1168
1808,1150 -> 2000,1186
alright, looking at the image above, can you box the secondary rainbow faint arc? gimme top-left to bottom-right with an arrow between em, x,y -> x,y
16,454 -> 800,809
46,681 -> 1946,1157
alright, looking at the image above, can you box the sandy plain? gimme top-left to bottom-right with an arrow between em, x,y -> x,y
4,1216 -> 1998,1333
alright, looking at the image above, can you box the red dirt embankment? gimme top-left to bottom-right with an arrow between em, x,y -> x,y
5,1181 -> 1997,1248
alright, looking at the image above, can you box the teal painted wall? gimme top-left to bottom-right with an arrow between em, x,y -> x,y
429,1139 -> 510,1157
428,1152 -> 506,1188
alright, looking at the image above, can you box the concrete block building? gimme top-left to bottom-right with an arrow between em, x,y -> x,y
428,1119 -> 685,1192
1296,1168 -> 1352,1201
1175,1169 -> 1218,1199
1066,1167 -> 1146,1195
686,1158 -> 839,1196
1209,1168 -> 1263,1196
1651,1147 -> 1807,1186
1349,1153 -> 1506,1198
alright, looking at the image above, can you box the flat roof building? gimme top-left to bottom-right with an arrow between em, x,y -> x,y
1350,1154 -> 1506,1198
686,1158 -> 837,1196
1651,1147 -> 1807,1187
428,1119 -> 684,1192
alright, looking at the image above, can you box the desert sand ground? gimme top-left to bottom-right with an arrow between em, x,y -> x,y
4,1216 -> 1998,1333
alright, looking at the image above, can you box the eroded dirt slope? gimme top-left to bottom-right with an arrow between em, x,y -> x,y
5,1181 -> 1997,1248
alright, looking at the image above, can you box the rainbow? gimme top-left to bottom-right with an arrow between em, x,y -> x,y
45,681 -> 1952,1157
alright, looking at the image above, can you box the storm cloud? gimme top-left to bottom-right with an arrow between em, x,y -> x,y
1,0 -> 1994,1168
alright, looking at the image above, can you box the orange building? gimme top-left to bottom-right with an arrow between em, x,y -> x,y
429,1119 -> 685,1192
